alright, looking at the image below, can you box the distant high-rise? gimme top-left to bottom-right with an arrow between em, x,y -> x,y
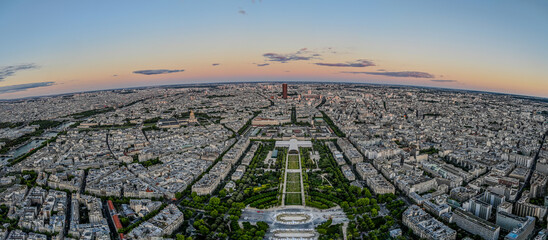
282,83 -> 288,99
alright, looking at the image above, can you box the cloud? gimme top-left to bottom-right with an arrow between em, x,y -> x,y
431,79 -> 457,83
238,10 -> 246,15
315,59 -> 375,68
297,48 -> 322,57
0,82 -> 54,94
212,63 -> 220,66
0,63 -> 39,81
263,53 -> 312,62
133,69 -> 184,75
342,71 -> 435,78
256,63 -> 270,67
263,49 -> 320,63
325,47 -> 338,54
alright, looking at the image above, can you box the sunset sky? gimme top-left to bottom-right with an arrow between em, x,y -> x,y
1,0 -> 547,99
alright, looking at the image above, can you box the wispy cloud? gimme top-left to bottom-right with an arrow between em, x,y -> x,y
431,79 -> 457,83
315,59 -> 375,68
263,49 -> 320,63
133,69 -> 184,75
0,63 -> 39,81
238,9 -> 246,15
263,53 -> 312,62
212,63 -> 220,66
256,63 -> 270,67
0,82 -> 54,94
342,71 -> 435,78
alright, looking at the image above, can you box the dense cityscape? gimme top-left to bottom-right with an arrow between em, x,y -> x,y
1,0 -> 547,239
0,83 -> 546,240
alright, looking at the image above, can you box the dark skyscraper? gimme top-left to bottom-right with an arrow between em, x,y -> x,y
282,83 -> 288,99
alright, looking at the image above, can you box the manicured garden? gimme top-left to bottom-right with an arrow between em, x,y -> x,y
287,154 -> 300,169
285,193 -> 302,205
286,172 -> 301,192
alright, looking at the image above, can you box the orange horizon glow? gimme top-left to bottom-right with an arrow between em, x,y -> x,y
1,1 -> 547,99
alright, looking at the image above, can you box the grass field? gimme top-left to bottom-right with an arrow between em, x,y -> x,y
288,154 -> 300,169
285,193 -> 302,205
286,172 -> 301,192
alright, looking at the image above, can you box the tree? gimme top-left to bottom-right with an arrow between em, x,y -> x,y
209,196 -> 220,206
363,215 -> 374,229
256,230 -> 265,237
210,209 -> 219,218
193,219 -> 205,228
257,221 -> 268,231
198,225 -> 210,235
120,217 -> 130,227
219,189 -> 227,198
371,208 -> 378,217
363,188 -> 372,198
357,198 -> 370,206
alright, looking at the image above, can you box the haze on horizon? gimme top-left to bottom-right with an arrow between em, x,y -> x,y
1,0 -> 547,99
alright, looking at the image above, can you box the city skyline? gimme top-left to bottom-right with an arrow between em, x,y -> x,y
1,0 -> 548,99
2,1 -> 548,238
1,83 -> 546,240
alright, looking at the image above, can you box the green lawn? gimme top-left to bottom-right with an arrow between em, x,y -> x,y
286,173 -> 301,192
285,193 -> 302,205
288,155 -> 300,169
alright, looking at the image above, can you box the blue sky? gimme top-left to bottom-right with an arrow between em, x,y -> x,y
0,0 -> 547,98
